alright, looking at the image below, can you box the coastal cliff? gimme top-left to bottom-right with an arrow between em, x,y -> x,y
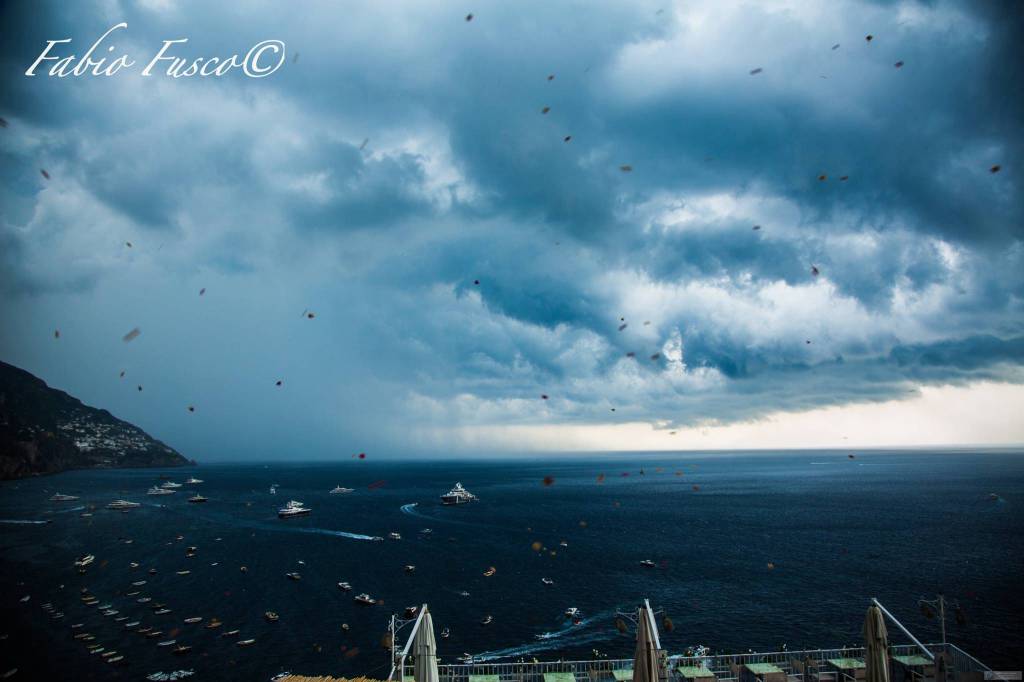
0,360 -> 192,480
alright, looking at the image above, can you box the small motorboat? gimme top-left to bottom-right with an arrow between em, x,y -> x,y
278,500 -> 311,518
483,566 -> 496,577
183,617 -> 202,624
354,593 -> 376,605
420,528 -> 433,535
459,591 -> 471,597
541,577 -> 554,585
265,612 -> 279,622
404,565 -> 416,573
176,570 -> 191,576
107,656 -> 124,664
480,615 -> 493,625
50,493 -> 79,501
133,580 -> 147,586
559,541 -> 568,547
564,607 -> 580,618
237,639 -> 255,647
205,619 -> 222,629
388,532 -> 402,540
330,485 -> 354,494
221,629 -> 240,637
185,478 -> 203,484
404,605 -> 418,617
145,630 -> 164,638
457,654 -> 475,664
75,554 -> 95,568
187,495 -> 207,504
157,640 -> 177,647
148,486 -> 175,496
440,627 -> 450,639
137,627 -> 153,633
124,621 -> 140,628
285,572 -> 301,581
160,482 -> 183,489
639,559 -> 656,568
337,581 -> 352,591
154,609 -> 172,615
173,645 -> 192,655
138,597 -> 152,603
149,568 -> 158,574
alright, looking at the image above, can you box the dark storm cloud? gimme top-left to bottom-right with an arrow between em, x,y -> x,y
0,0 -> 1021,455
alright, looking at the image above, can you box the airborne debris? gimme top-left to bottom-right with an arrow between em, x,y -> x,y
618,323 -> 628,331
541,106 -> 550,114
187,406 -> 195,413
619,165 -> 633,172
749,68 -> 763,75
54,329 -> 60,339
818,174 -> 827,181
990,165 -> 1001,174
126,241 -> 132,248
473,280 -> 480,285
40,169 -> 50,179
811,265 -> 820,276
137,385 -> 143,392
199,288 -> 206,296
752,225 -> 761,231
275,380 -> 283,387
547,75 -> 554,81
119,371 -> 125,378
894,60 -> 904,68
865,34 -> 873,42
123,327 -> 141,343
541,394 -> 549,400
563,135 -> 572,143
359,138 -> 369,151
465,13 -> 473,22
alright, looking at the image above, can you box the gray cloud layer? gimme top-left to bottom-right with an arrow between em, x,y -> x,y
0,0 -> 1021,458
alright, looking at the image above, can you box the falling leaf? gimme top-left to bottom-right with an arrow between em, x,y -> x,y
123,327 -> 141,342
541,106 -> 551,114
894,60 -> 904,68
618,323 -> 628,331
465,13 -> 473,21
619,165 -> 633,172
563,135 -> 572,143
865,34 -> 873,42
990,164 -> 1001,173
749,67 -> 763,75
542,476 -> 555,486
40,169 -> 50,179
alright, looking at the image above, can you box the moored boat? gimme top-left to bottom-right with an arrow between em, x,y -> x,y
278,500 -> 311,518
441,482 -> 478,505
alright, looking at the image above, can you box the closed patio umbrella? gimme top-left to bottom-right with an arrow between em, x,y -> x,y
413,607 -> 439,682
863,604 -> 890,682
633,600 -> 663,682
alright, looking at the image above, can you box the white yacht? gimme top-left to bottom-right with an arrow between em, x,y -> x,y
185,477 -> 203,484
148,486 -> 175,496
639,559 -> 656,568
107,500 -> 141,510
564,607 -> 580,618
187,495 -> 207,504
50,493 -> 79,502
353,593 -> 376,605
541,577 -> 555,585
74,554 -> 95,568
329,485 -> 354,494
160,482 -> 183,489
441,482 -> 478,505
388,532 -> 402,540
269,485 -> 277,495
278,500 -> 311,518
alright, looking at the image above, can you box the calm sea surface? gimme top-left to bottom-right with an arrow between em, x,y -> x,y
1,451 -> 1022,680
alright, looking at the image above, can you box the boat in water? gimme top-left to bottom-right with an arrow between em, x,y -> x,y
388,532 -> 402,540
404,565 -> 416,573
440,627 -> 450,639
441,482 -> 478,505
278,500 -> 311,518
107,500 -> 141,510
185,478 -> 203,484
74,554 -> 95,568
480,615 -> 493,626
404,605 -> 419,618
354,593 -> 376,605
160,482 -> 183,489
330,485 -> 354,494
148,486 -> 175,496
639,559 -> 656,568
337,581 -> 352,591
49,493 -> 79,501
286,572 -> 301,581
237,639 -> 255,647
265,611 -> 279,622
187,495 -> 207,504
541,577 -> 554,585
270,485 -> 277,495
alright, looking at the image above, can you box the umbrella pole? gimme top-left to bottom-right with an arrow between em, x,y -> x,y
870,599 -> 935,661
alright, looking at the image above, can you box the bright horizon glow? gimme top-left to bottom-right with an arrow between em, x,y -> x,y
415,381 -> 1024,454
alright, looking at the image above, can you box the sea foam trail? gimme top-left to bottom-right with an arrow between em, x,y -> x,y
470,630 -> 615,662
0,519 -> 50,525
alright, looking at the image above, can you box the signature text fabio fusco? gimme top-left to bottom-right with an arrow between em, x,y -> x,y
25,23 -> 286,79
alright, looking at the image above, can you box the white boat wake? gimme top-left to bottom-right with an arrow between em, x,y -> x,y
0,519 -> 50,525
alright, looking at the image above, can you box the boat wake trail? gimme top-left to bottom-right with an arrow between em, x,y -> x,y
470,630 -> 615,662
289,526 -> 379,541
0,519 -> 50,525
50,505 -> 86,514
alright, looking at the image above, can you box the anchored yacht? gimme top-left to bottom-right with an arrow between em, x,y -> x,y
50,493 -> 79,502
185,477 -> 203,484
107,500 -> 141,510
441,482 -> 478,505
148,486 -> 175,496
330,485 -> 354,494
278,500 -> 311,518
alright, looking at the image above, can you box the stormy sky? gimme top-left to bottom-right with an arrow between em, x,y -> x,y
0,0 -> 1022,459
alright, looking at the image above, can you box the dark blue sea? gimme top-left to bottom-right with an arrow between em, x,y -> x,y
1,451 -> 1022,680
